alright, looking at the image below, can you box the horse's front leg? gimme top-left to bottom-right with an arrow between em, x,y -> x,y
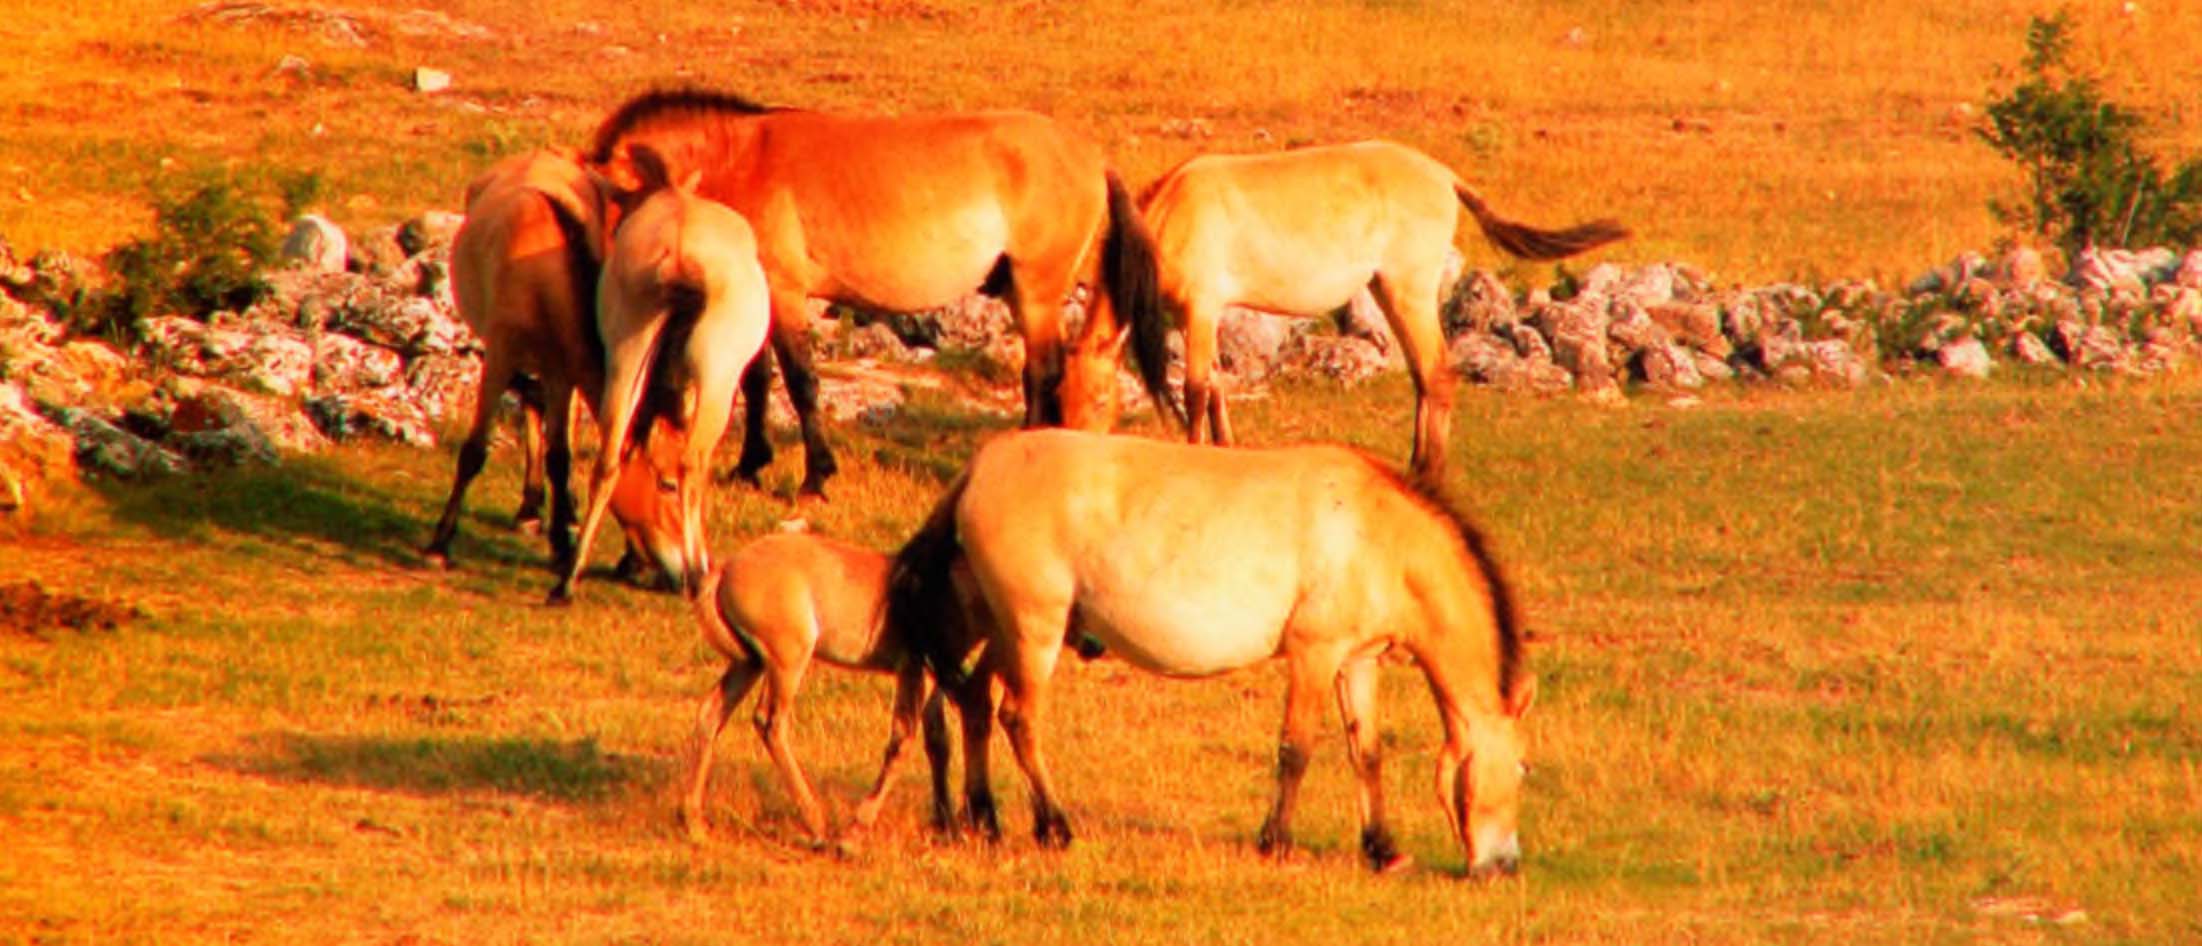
509,373 -> 548,535
1256,650 -> 1338,859
1336,657 -> 1409,873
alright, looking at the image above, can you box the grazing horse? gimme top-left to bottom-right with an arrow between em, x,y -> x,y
890,429 -> 1537,877
684,531 -> 996,846
424,148 -> 682,578
551,147 -> 772,602
585,88 -> 1180,497
1062,140 -> 1628,478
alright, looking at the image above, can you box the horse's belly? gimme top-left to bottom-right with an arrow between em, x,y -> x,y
1076,587 -> 1287,678
815,209 -> 1008,311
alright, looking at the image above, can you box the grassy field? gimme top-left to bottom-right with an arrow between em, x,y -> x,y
6,0 -> 2202,281
4,372 -> 2199,944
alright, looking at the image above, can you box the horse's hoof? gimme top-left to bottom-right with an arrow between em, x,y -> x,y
513,517 -> 544,538
1373,852 -> 1415,876
544,586 -> 574,608
421,548 -> 454,571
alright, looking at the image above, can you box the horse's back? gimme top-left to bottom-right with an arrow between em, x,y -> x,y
1142,141 -> 1457,312
721,533 -> 896,670
452,150 -> 600,349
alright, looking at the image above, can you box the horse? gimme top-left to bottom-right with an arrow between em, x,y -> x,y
684,531 -> 1001,847
550,146 -> 772,603
584,88 -> 1180,497
1061,139 -> 1628,478
424,148 -> 685,581
890,429 -> 1536,877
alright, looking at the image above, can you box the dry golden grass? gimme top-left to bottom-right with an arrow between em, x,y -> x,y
3,375 -> 2199,944
5,1 -> 2202,281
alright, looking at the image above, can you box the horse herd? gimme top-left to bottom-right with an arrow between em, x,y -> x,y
422,88 -> 1627,879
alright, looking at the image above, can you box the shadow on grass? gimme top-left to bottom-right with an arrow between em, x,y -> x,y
213,731 -> 656,804
87,451 -> 540,574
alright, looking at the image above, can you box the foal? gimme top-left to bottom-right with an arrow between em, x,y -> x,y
684,532 -> 992,845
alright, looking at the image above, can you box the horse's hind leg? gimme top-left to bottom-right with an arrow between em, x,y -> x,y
919,687 -> 955,831
952,671 -> 1001,839
727,348 -> 774,487
850,662 -> 930,834
1256,648 -> 1341,859
424,340 -> 521,567
510,373 -> 548,535
682,659 -> 764,842
994,630 -> 1072,847
766,298 -> 839,498
1336,657 -> 1409,873
540,377 -> 580,568
1369,269 -> 1454,479
753,662 -> 831,845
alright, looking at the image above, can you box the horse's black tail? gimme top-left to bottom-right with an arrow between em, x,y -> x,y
887,467 -> 977,689
1453,182 -> 1630,261
1100,171 -> 1184,428
539,188 -> 608,369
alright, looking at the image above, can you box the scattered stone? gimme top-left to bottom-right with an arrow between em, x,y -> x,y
47,406 -> 188,479
281,215 -> 349,273
396,210 -> 464,258
1217,308 -> 1310,379
843,322 -> 918,362
167,381 -> 331,454
1339,291 -> 1398,359
1638,342 -> 1705,390
404,353 -> 480,422
2011,331 -> 2058,366
1285,335 -> 1390,385
1937,336 -> 1992,379
305,390 -> 436,447
1997,245 -> 2047,289
413,67 -> 453,94
1803,340 -> 1869,387
314,333 -> 406,392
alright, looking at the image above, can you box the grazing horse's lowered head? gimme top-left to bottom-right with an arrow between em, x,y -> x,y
424,147 -> 701,590
550,143 -> 773,603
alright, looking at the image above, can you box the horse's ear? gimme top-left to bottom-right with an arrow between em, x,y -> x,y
1508,674 -> 1537,719
627,143 -> 675,193
677,168 -> 703,194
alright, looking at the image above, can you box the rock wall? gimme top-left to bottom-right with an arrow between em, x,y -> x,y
5,208 -> 2202,515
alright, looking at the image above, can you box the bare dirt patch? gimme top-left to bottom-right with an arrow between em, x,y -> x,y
0,580 -> 140,640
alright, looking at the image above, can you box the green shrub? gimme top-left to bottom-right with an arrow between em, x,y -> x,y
91,174 -> 280,340
1978,12 -> 2202,255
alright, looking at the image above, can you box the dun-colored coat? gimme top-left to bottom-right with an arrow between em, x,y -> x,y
892,429 -> 1537,876
1063,140 -> 1626,478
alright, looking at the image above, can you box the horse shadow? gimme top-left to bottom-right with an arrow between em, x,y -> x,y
208,731 -> 662,806
89,452 -> 543,577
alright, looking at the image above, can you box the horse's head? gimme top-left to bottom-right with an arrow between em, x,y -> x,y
607,415 -> 701,589
1059,334 -> 1126,432
1464,675 -> 1537,879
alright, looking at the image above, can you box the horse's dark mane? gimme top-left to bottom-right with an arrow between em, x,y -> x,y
587,88 -> 785,164
1365,458 -> 1524,702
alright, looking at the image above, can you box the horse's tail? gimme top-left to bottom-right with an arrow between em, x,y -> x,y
887,467 -> 976,689
689,562 -> 751,661
1100,171 -> 1184,428
537,187 -> 608,368
1453,182 -> 1630,261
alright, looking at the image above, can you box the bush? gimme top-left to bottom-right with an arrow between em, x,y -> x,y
90,174 -> 280,340
1978,12 -> 2202,256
